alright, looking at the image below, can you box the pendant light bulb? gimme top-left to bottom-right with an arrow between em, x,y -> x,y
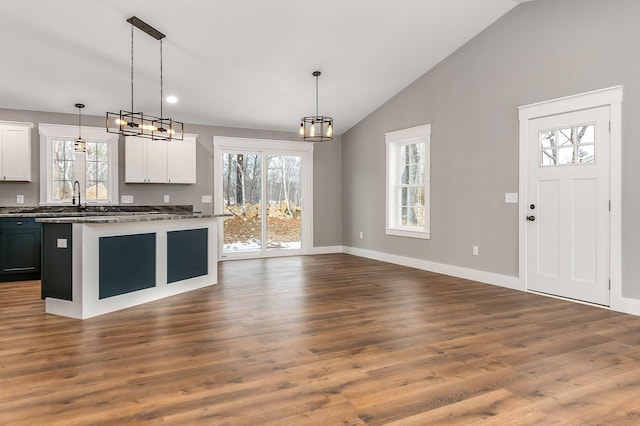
326,123 -> 333,137
299,122 -> 305,136
310,122 -> 316,138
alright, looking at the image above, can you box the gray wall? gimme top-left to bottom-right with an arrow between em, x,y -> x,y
0,108 -> 342,248
342,0 -> 640,297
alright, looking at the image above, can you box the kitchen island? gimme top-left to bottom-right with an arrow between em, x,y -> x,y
37,213 -> 216,319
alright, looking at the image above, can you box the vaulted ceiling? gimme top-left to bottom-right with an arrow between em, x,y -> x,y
1,0 -> 530,134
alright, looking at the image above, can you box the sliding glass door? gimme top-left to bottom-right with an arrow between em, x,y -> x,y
214,137 -> 313,259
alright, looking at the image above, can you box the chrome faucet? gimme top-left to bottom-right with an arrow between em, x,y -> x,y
72,180 -> 81,211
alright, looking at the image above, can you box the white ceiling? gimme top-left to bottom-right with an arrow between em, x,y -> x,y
0,0 -> 525,135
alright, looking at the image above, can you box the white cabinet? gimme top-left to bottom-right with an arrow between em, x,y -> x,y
0,122 -> 32,182
125,137 -> 168,183
167,137 -> 196,184
125,134 -> 197,184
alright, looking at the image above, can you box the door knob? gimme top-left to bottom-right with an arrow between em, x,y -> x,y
526,215 -> 536,222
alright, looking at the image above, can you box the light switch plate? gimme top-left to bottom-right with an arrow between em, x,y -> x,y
505,193 -> 518,204
121,195 -> 134,204
202,195 -> 212,203
57,238 -> 67,248
16,195 -> 24,204
163,195 -> 170,203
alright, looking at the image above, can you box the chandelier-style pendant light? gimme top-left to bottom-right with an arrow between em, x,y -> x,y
74,103 -> 87,153
106,16 -> 184,141
300,71 -> 333,142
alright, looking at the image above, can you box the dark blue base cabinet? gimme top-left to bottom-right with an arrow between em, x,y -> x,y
41,218 -> 217,319
0,218 -> 42,282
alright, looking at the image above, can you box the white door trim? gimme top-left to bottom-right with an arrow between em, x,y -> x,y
518,86 -> 632,313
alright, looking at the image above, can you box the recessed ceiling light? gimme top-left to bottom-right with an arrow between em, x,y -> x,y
166,95 -> 178,104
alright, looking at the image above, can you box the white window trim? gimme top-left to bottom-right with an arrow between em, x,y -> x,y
385,124 -> 431,239
38,123 -> 119,205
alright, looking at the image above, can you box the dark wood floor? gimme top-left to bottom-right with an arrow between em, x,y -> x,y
2,254 -> 640,425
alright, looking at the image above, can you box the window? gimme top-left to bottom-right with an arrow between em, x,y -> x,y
385,124 -> 430,239
39,124 -> 119,205
539,123 -> 596,166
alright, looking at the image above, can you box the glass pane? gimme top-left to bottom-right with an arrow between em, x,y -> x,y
577,124 -> 595,144
557,147 -> 574,165
557,128 -> 573,147
97,143 -> 109,160
53,140 -> 66,160
52,161 -> 66,179
87,182 -> 108,201
86,142 -> 96,160
52,180 -> 73,201
223,153 -> 263,253
98,162 -> 109,181
400,165 -> 410,184
577,145 -> 595,163
64,141 -> 75,160
87,161 -> 97,180
400,187 -> 425,227
541,149 -> 556,166
540,130 -> 555,149
266,155 -> 302,251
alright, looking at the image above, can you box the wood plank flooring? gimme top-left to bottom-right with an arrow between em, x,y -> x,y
2,253 -> 640,424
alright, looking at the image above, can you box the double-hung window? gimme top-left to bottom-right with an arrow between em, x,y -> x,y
39,124 -> 119,205
385,124 -> 431,239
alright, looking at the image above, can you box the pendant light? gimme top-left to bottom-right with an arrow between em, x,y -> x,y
74,103 -> 86,154
106,16 -> 184,141
300,71 -> 333,142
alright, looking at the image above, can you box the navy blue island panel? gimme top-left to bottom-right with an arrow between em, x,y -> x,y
42,223 -> 72,301
167,228 -> 208,284
99,233 -> 156,299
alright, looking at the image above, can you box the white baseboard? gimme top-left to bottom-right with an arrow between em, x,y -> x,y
309,245 -> 345,255
611,294 -> 640,317
342,246 -> 522,291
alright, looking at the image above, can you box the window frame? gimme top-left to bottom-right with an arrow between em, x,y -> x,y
385,124 -> 431,239
38,123 -> 119,205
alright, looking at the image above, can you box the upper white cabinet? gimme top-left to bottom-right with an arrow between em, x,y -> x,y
167,137 -> 196,184
0,122 -> 33,182
125,134 -> 197,184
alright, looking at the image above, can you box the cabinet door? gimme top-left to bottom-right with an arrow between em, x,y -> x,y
145,140 -> 168,183
125,136 -> 146,183
0,228 -> 41,274
1,125 -> 31,181
167,138 -> 196,183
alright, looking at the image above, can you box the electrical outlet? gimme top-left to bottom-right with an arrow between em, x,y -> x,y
473,245 -> 479,256
202,195 -> 212,203
16,195 -> 24,204
359,231 -> 364,239
121,195 -> 134,204
163,195 -> 170,203
56,238 -> 67,249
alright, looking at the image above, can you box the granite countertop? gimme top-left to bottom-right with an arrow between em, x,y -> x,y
0,205 -> 195,218
36,213 -> 213,224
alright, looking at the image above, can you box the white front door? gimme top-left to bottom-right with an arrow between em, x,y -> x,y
526,106 -> 610,305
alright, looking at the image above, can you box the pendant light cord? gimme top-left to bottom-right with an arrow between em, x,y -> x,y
130,24 -> 134,112
78,106 -> 82,139
315,74 -> 319,117
160,39 -> 163,120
